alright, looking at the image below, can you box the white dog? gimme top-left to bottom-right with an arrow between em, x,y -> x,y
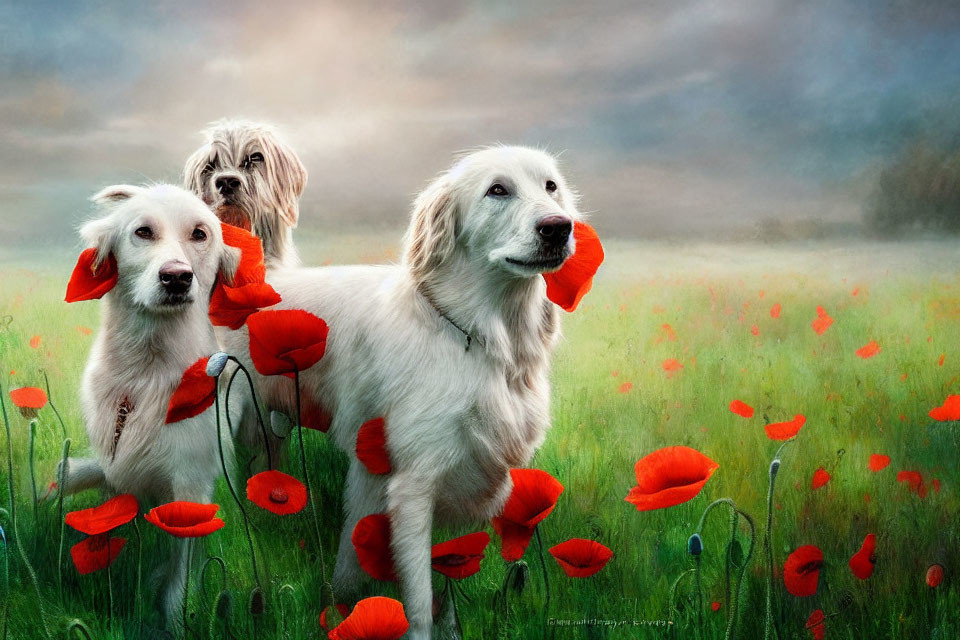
62,184 -> 239,632
215,146 -> 581,639
183,119 -> 307,269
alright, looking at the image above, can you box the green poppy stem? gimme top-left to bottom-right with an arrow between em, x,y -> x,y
535,526 -> 551,621
765,439 -> 793,640
1,383 -> 16,537
213,382 -> 262,588
293,369 -> 331,605
57,439 -> 70,604
133,516 -> 143,625
182,539 -> 191,638
667,567 -> 696,636
107,551 -> 114,629
40,370 -> 68,441
225,357 -> 273,469
28,421 -> 37,521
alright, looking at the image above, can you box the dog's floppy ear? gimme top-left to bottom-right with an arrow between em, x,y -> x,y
261,134 -> 307,228
403,176 -> 458,284
80,185 -> 141,269
91,184 -> 143,205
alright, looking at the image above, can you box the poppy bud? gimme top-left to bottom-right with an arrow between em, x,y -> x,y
688,533 -> 703,556
270,411 -> 293,439
770,459 -> 781,479
206,352 -> 230,377
215,590 -> 233,619
508,560 -> 530,593
248,586 -> 265,616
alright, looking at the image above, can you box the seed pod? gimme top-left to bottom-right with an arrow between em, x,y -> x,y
249,586 -> 265,616
215,590 -> 233,619
206,352 -> 230,377
770,459 -> 781,478
509,560 -> 530,593
688,533 -> 703,556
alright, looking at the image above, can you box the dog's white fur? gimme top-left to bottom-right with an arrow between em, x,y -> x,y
62,184 -> 239,633
183,119 -> 307,269
216,146 -> 580,639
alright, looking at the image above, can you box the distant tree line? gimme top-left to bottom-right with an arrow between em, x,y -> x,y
867,143 -> 960,235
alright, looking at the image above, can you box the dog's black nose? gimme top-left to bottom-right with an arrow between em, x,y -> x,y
159,262 -> 193,295
536,215 -> 573,245
215,176 -> 242,195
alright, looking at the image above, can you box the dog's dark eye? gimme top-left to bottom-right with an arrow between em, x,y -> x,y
191,228 -> 207,242
202,161 -> 215,174
135,226 -> 153,240
486,184 -> 509,197
545,180 -> 557,193
242,152 -> 264,169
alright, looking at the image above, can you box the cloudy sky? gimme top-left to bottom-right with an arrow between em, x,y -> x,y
2,0 -> 959,246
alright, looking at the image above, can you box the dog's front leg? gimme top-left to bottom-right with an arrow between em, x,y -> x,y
387,471 -> 435,640
333,459 -> 388,603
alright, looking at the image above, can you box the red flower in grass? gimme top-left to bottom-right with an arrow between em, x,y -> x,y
926,564 -> 944,588
711,601 -> 721,612
729,400 -> 754,418
144,501 -> 225,538
928,395 -> 960,421
320,604 -> 351,632
246,470 -> 307,515
247,309 -> 329,376
849,533 -> 876,580
662,358 -> 683,374
65,248 -> 118,303
9,387 -> 47,419
65,494 -> 138,535
548,538 -> 613,578
431,532 -> 490,579
328,596 -> 409,640
625,446 -> 718,512
542,221 -> 604,312
805,609 -> 825,640
856,341 -> 880,359
70,534 -> 126,575
356,417 -> 391,475
784,545 -> 823,597
811,467 -> 831,490
868,454 -> 891,472
897,470 -> 926,497
352,514 -> 397,581
764,414 -> 806,440
811,306 -> 833,335
492,468 -> 564,561
770,303 -> 781,318
165,357 -> 216,424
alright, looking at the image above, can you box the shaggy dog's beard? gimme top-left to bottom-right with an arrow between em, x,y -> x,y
215,203 -> 251,231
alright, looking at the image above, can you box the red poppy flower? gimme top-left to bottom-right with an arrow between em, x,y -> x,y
711,601 -> 722,612
9,387 -> 47,418
542,222 -> 604,312
547,538 -> 613,578
320,604 -> 351,631
926,564 -> 944,588
729,400 -> 754,418
70,534 -> 126,575
65,494 -> 138,535
352,514 -> 397,581
868,454 -> 891,472
811,306 -> 833,335
431,532 -> 490,579
144,501 -> 225,538
811,467 -> 831,490
770,303 -> 781,318
617,381 -> 633,394
29,335 -> 41,349
928,395 -> 960,421
165,357 -> 217,424
750,324 -> 760,336
246,470 -> 307,515
492,468 -> 564,561
65,248 -> 119,303
764,414 -> 806,440
209,280 -> 282,330
247,309 -> 329,375
328,596 -> 409,640
849,533 -> 876,580
662,358 -> 683,373
897,470 -> 926,497
356,417 -> 391,475
805,609 -> 825,640
220,223 -> 266,285
856,341 -> 880,359
783,545 -> 823,597
625,446 -> 719,512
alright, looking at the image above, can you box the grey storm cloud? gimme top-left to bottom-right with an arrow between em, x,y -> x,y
1,0 -> 959,246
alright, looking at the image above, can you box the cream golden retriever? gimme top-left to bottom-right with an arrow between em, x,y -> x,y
215,146 -> 582,639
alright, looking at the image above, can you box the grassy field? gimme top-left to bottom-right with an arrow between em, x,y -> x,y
1,238 -> 959,639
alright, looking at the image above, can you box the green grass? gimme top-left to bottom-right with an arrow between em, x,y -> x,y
1,239 -> 959,639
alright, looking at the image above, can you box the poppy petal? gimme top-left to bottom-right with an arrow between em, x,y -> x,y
849,533 -> 876,580
165,357 -> 217,424
928,395 -> 960,421
783,545 -> 823,597
542,222 -> 604,312
805,609 -> 825,640
144,501 -> 225,538
729,400 -> 754,418
70,534 -> 126,575
356,418 -> 391,475
868,454 -> 890,472
811,467 -> 831,490
431,532 -> 490,580
209,280 -> 282,330
548,538 -> 613,578
492,517 -> 535,562
624,446 -> 719,511
65,248 -> 119,302
351,514 -> 397,581
8,387 -> 47,410
328,596 -> 409,640
855,341 -> 880,359
65,494 -> 139,536
764,415 -> 806,440
247,309 -> 329,376
499,468 -> 564,528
